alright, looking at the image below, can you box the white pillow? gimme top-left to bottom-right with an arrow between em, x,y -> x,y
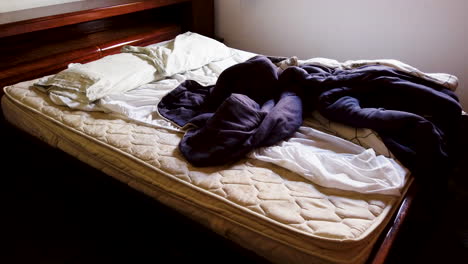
36,53 -> 156,103
122,32 -> 233,79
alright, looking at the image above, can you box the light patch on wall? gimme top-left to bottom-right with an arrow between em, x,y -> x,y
0,0 -> 85,13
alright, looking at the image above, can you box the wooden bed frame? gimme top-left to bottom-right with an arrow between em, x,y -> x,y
0,1 -> 415,263
0,0 -> 213,91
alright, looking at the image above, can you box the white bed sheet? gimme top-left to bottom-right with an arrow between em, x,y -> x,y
97,47 -> 257,131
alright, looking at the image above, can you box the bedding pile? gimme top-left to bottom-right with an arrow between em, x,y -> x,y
26,32 -> 464,195
33,32 -> 244,129
3,31 -> 463,264
158,53 -> 461,191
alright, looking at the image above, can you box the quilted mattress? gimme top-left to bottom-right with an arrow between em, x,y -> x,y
2,79 -> 411,264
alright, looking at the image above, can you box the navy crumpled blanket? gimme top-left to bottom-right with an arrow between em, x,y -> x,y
158,56 -> 303,166
158,55 -> 462,186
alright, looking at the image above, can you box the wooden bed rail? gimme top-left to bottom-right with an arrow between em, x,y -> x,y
367,182 -> 418,264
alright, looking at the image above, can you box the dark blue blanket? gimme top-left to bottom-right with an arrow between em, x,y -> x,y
158,56 -> 462,187
159,56 -> 303,166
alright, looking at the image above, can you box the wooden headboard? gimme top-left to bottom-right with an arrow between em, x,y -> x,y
0,0 -> 214,93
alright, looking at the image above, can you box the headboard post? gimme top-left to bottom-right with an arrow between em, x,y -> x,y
190,0 -> 214,37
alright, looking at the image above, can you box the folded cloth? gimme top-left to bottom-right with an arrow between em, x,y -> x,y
35,53 -> 156,109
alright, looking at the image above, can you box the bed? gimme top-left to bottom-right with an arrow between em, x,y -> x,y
1,1 -> 454,264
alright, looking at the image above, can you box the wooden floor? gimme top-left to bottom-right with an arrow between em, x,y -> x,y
2,117 -> 467,264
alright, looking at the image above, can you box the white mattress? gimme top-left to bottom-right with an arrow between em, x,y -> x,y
1,77 -> 412,264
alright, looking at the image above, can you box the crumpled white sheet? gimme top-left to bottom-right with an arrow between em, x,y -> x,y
97,49 -> 257,131
33,32 -> 256,130
250,126 -> 408,196
122,31 -> 234,80
35,53 -> 156,109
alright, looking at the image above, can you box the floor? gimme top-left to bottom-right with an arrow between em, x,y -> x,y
2,118 -> 467,264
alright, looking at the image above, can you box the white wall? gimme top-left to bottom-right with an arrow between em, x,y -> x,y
215,0 -> 468,109
0,0 -> 83,12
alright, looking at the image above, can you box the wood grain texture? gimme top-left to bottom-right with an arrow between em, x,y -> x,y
190,0 -> 214,37
0,23 -> 181,89
0,0 -> 189,38
0,46 -> 101,88
98,25 -> 181,56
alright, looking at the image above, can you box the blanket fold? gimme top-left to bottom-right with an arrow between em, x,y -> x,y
159,56 -> 303,166
158,55 -> 462,192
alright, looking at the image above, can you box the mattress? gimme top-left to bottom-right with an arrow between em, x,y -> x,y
1,75 -> 412,264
